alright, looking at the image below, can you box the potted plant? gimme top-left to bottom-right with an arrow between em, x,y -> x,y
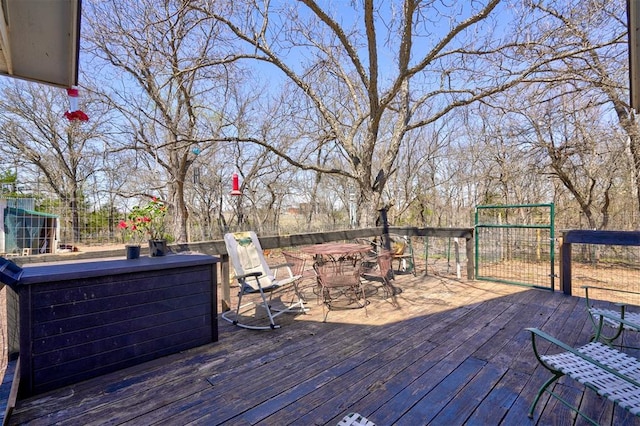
119,197 -> 168,257
117,220 -> 143,259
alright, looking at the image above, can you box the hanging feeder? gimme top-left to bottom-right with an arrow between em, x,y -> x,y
230,172 -> 242,196
64,87 -> 89,122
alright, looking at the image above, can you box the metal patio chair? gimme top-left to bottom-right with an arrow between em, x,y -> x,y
362,250 -> 397,306
223,231 -> 307,330
282,250 -> 318,301
354,237 -> 381,273
314,256 -> 367,322
583,285 -> 640,348
526,327 -> 640,423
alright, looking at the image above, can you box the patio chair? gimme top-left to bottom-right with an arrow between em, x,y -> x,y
354,237 -> 381,273
389,234 -> 416,276
337,412 -> 376,426
314,256 -> 367,322
526,327 -> 640,423
282,250 -> 317,301
583,285 -> 640,348
223,231 -> 307,330
362,250 -> 397,305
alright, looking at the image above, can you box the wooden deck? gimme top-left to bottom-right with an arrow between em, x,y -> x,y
7,270 -> 640,425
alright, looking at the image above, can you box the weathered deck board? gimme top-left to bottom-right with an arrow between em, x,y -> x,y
8,271 -> 640,425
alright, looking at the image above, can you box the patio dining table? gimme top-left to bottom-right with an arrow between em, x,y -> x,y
300,242 -> 373,258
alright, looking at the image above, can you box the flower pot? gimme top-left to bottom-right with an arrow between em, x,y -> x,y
125,245 -> 141,260
148,239 -> 168,257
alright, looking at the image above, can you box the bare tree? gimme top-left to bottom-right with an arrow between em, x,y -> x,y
456,0 -> 632,230
520,0 -> 637,222
386,117 -> 455,226
83,0 -> 246,242
192,0 -> 564,226
33,0 -> 634,241
512,95 -> 625,229
0,81 -> 111,242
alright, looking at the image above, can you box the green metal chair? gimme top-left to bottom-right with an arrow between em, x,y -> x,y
389,234 -> 416,276
583,285 -> 640,348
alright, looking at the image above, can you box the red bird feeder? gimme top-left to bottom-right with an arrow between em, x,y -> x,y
64,87 -> 89,122
230,173 -> 242,196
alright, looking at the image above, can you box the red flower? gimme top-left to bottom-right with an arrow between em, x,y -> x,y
123,197 -> 167,241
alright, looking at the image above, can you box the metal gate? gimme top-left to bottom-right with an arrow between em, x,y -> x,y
475,203 -> 555,290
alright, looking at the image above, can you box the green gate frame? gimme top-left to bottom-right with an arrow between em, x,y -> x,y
475,203 -> 555,290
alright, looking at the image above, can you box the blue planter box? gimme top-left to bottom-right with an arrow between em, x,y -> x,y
7,253 -> 219,397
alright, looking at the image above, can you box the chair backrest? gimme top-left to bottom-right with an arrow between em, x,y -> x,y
224,232 -> 274,289
376,250 -> 393,281
355,237 -> 378,249
314,258 -> 362,289
282,251 -> 307,277
354,238 -> 380,256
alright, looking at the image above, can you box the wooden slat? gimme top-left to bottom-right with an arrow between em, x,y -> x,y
8,271 -> 640,426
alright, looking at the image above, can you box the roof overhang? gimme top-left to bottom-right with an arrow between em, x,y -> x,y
5,206 -> 59,219
0,0 -> 81,88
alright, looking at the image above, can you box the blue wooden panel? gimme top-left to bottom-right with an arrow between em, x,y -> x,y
563,230 -> 640,246
16,254 -> 218,397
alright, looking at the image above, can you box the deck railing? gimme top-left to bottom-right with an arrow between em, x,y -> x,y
10,226 -> 475,311
560,230 -> 640,295
175,226 -> 475,310
19,228 -> 640,300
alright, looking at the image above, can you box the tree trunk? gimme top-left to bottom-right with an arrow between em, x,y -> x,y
169,181 -> 189,243
359,185 -> 382,228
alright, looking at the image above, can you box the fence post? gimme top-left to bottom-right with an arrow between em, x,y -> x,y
454,238 -> 461,279
424,237 -> 429,276
559,236 -> 572,295
221,254 -> 231,311
466,234 -> 474,280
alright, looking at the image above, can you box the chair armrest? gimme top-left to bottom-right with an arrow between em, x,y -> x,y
270,262 -> 293,280
582,285 -> 636,309
527,327 -> 575,354
582,285 -> 640,297
235,271 -> 262,280
526,327 -> 640,388
593,308 -> 640,330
